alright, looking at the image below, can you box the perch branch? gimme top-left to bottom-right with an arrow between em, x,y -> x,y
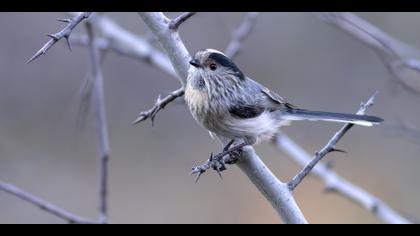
86,22 -> 110,224
27,12 -> 92,63
138,12 -> 307,224
0,182 -> 97,224
287,92 -> 378,191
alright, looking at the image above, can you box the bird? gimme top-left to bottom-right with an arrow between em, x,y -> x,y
185,49 -> 383,179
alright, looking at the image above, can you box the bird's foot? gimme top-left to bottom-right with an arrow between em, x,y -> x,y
190,141 -> 246,183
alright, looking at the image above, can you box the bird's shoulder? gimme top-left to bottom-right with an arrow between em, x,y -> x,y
246,77 -> 296,109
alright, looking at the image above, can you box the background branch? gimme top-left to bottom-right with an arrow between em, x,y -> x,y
275,91 -> 410,224
318,12 -> 420,94
0,182 -> 97,224
225,12 -> 259,58
86,22 -> 110,224
138,12 -> 307,224
275,134 -> 411,224
27,12 -> 92,63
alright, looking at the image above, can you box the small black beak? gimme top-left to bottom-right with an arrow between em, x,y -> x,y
189,59 -> 201,68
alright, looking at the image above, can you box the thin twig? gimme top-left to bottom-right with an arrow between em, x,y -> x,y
169,12 -> 196,30
0,182 -> 97,224
287,91 -> 379,191
225,12 -> 259,58
27,12 -> 92,63
86,22 -> 110,224
133,88 -> 185,125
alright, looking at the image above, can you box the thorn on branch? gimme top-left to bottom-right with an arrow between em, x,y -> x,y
27,12 -> 92,64
169,12 -> 196,31
133,88 -> 185,125
287,92 -> 380,191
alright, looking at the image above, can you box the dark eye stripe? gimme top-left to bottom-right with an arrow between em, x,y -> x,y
208,53 -> 245,80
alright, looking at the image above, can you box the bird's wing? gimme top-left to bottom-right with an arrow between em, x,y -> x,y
258,82 -> 296,109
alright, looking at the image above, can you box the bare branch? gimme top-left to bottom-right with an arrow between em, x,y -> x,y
225,12 -> 259,58
319,12 -> 420,94
383,121 -> 420,144
0,182 -> 97,224
86,22 -> 110,224
169,12 -> 196,31
287,92 -> 379,191
132,87 -> 185,125
276,133 -> 411,224
27,12 -> 92,64
138,12 -> 307,224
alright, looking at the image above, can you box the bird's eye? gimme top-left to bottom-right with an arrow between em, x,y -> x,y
209,63 -> 217,71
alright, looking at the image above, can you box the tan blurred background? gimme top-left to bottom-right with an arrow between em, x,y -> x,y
0,12 -> 419,224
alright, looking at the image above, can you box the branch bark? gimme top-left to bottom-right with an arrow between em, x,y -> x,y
319,12 -> 420,94
27,12 -> 92,63
0,182 -> 97,224
287,92 -> 378,191
86,22 -> 110,224
225,12 -> 259,58
138,12 -> 307,224
132,87 -> 185,125
276,134 -> 411,224
275,92 -> 411,224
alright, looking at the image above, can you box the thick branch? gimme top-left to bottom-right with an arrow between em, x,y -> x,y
225,12 -> 259,58
86,22 -> 110,224
27,12 -> 92,63
287,92 -> 378,191
138,13 -> 191,87
138,12 -> 307,224
0,182 -> 97,224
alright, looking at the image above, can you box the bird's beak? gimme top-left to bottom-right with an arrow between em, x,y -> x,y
189,59 -> 201,68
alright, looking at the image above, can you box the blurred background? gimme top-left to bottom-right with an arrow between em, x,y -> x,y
0,12 -> 420,224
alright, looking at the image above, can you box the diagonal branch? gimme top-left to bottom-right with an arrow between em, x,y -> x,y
287,92 -> 379,191
0,182 -> 97,224
318,12 -> 420,94
276,134 -> 411,224
27,12 -> 92,64
138,12 -> 307,224
86,22 -> 110,224
132,87 -> 185,125
169,12 -> 196,30
225,12 -> 259,58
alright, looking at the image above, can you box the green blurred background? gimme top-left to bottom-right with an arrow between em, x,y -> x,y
0,12 -> 419,223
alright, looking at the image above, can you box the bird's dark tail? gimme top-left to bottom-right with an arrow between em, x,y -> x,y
280,108 -> 383,127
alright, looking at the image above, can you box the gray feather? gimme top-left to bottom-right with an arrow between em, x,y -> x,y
280,108 -> 384,127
